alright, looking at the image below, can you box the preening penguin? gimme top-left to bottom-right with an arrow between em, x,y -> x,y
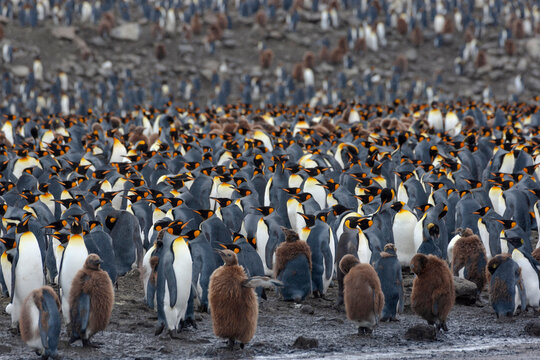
487,254 -> 527,318
374,243 -> 404,322
209,249 -> 281,349
339,254 -> 384,334
69,254 -> 114,347
274,227 -> 312,302
451,229 -> 487,296
410,254 -> 454,331
19,286 -> 61,359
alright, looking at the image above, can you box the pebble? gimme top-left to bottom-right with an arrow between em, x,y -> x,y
293,336 -> 318,349
404,324 -> 437,341
524,321 -> 540,337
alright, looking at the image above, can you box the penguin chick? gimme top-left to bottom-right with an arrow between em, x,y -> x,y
486,254 -> 527,318
20,286 -> 61,360
274,227 -> 312,302
69,254 -> 114,347
451,229 -> 487,296
340,254 -> 384,334
209,249 -> 281,349
410,254 -> 454,331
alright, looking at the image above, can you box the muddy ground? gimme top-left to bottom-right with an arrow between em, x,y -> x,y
0,268 -> 538,360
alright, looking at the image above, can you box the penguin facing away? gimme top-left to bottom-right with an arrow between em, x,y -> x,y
19,286 -> 61,360
339,254 -> 384,334
274,227 -> 312,302
374,243 -> 404,321
209,249 -> 281,349
486,254 -> 527,318
451,228 -> 488,296
410,253 -> 455,331
69,254 -> 114,347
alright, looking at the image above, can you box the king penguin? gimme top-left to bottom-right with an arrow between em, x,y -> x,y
209,249 -> 282,349
154,226 -> 193,336
69,254 -> 114,347
59,220 -> 88,324
390,201 -> 418,266
374,243 -> 404,322
19,286 -> 61,359
11,215 -> 45,327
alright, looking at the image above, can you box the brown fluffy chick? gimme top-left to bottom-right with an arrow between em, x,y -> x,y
451,229 -> 487,295
69,254 -> 114,347
410,254 -> 455,331
155,43 -> 166,61
259,49 -> 274,69
209,249 -> 281,349
339,255 -> 384,334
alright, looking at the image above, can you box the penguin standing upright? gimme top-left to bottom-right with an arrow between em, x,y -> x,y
339,254 -> 384,334
209,249 -> 281,349
154,227 -> 193,336
410,253 -> 454,331
487,254 -> 527,318
274,227 -> 312,302
451,228 -> 487,297
374,244 -> 404,321
391,201 -> 418,266
59,220 -> 88,324
506,237 -> 540,310
11,215 -> 45,327
299,212 -> 334,297
69,254 -> 114,347
19,286 -> 61,359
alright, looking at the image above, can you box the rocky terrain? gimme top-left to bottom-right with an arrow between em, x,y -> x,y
2,2 -> 540,115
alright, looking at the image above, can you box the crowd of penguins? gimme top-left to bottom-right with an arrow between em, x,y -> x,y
0,100 -> 539,358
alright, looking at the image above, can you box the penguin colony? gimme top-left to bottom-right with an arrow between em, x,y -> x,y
0,99 -> 538,357
2,0 -> 540,115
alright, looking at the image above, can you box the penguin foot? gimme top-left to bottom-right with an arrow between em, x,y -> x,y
240,343 -> 245,349
358,327 -> 372,335
179,318 -> 198,330
9,326 -> 19,335
440,322 -> 449,332
154,323 -> 165,336
198,304 -> 208,313
227,339 -> 235,350
168,330 -> 182,339
82,339 -> 100,348
313,290 -> 322,299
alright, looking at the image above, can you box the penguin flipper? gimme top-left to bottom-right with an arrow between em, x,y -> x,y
10,250 -> 18,301
71,292 -> 90,341
146,281 -> 156,308
166,266 -> 178,308
397,271 -> 404,314
517,275 -> 528,312
242,276 -> 283,289
321,237 -> 333,280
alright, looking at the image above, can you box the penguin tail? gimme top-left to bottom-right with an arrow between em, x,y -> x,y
242,276 -> 283,289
